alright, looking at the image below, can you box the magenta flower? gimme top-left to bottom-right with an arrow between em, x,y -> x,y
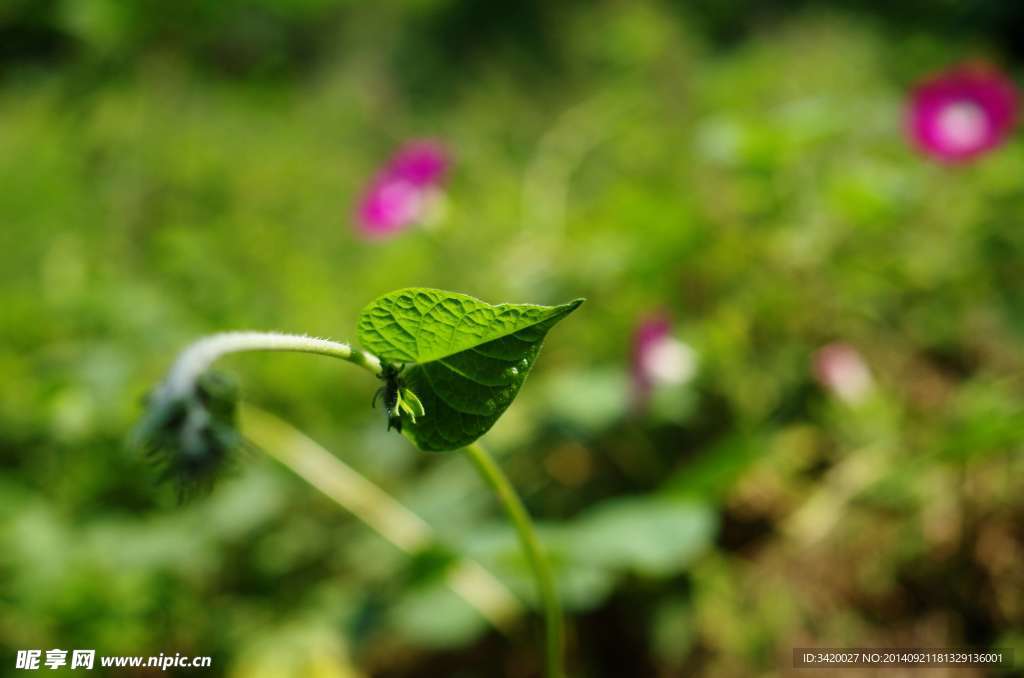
356,139 -> 450,238
908,64 -> 1018,163
357,178 -> 425,237
813,342 -> 873,405
388,140 -> 449,187
632,314 -> 697,404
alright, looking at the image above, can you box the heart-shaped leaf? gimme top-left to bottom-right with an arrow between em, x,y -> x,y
358,288 -> 583,451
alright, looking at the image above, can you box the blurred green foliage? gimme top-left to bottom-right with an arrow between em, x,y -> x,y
2,1 -> 1024,676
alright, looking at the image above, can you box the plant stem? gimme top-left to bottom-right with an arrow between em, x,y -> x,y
156,333 -> 565,671
241,405 -> 523,634
464,442 -> 565,678
162,331 -> 381,398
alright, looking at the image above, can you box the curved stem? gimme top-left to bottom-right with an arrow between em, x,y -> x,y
241,405 -> 523,634
153,334 -> 565,672
162,331 -> 381,398
464,442 -> 565,678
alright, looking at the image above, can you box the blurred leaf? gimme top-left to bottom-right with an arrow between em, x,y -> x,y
232,619 -> 363,678
459,524 -> 616,612
388,583 -> 488,649
652,597 -> 698,668
460,497 -> 715,610
537,367 -> 630,433
569,497 -> 716,577
665,432 -> 765,502
358,288 -> 583,451
943,379 -> 1024,459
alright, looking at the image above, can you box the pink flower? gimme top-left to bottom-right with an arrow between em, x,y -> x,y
388,140 -> 449,187
814,342 -> 873,405
632,314 -> 697,403
356,139 -> 450,238
357,177 -> 425,237
908,64 -> 1018,163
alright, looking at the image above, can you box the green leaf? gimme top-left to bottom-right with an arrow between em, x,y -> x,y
358,288 -> 583,451
568,497 -> 716,577
460,523 -> 616,611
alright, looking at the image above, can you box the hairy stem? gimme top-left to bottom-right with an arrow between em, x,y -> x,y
162,331 -> 381,398
154,332 -> 565,671
464,442 -> 565,678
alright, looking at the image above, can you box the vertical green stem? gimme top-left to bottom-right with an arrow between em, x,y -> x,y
464,442 -> 565,678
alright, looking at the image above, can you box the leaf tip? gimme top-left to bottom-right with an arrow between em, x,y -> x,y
560,297 -> 586,315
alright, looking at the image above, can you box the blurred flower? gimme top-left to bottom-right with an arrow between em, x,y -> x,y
358,178 -> 427,236
908,64 -> 1018,163
814,342 -> 873,405
356,139 -> 450,238
632,314 -> 697,403
388,140 -> 449,187
134,371 -> 241,492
